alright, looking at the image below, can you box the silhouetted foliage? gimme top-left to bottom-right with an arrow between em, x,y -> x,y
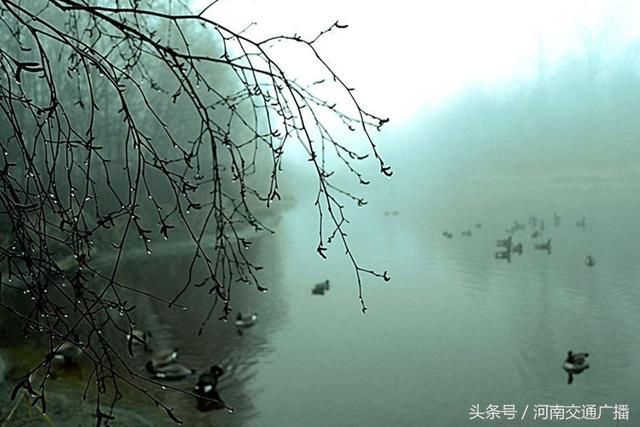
0,0 -> 390,423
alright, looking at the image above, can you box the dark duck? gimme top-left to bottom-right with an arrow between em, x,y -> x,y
563,351 -> 590,384
194,365 -> 226,410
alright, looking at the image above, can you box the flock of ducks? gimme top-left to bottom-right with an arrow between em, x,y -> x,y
442,213 -> 595,384
134,333 -> 227,410
442,213 -> 596,267
50,333 -> 226,410
46,218 -> 594,416
47,278 -> 331,411
47,314 -> 262,412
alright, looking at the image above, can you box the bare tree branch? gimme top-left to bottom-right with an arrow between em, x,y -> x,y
0,0 -> 390,423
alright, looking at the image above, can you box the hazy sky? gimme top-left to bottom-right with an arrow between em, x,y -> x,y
198,0 -> 640,122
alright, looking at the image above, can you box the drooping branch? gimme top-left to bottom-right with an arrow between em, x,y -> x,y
0,0 -> 390,423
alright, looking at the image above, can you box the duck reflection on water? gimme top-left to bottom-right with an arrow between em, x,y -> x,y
494,250 -> 511,263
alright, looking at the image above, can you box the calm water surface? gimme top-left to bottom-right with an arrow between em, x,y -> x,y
25,180 -> 636,426
242,182 -> 640,427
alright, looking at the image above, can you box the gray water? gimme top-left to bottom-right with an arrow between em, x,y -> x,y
240,181 -> 640,426
4,52 -> 640,427
99,155 -> 640,426
4,178 -> 636,426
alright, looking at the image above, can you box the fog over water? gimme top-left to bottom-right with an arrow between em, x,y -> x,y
240,70 -> 640,426
235,22 -> 640,425
2,2 -> 640,426
102,13 -> 640,427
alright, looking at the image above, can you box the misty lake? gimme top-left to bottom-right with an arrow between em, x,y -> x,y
2,78 -> 640,425
101,173 -> 639,426
242,179 -> 640,426
3,4 -> 640,424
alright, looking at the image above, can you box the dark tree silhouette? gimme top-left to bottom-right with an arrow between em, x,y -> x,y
0,0 -> 390,423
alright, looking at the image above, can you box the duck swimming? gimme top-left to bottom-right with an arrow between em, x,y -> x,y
145,348 -> 179,373
534,239 -> 551,254
149,362 -> 196,381
585,256 -> 596,267
312,280 -> 330,295
235,313 -> 257,328
235,313 -> 257,336
563,351 -> 589,384
145,348 -> 194,381
194,365 -> 224,394
194,365 -> 226,410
